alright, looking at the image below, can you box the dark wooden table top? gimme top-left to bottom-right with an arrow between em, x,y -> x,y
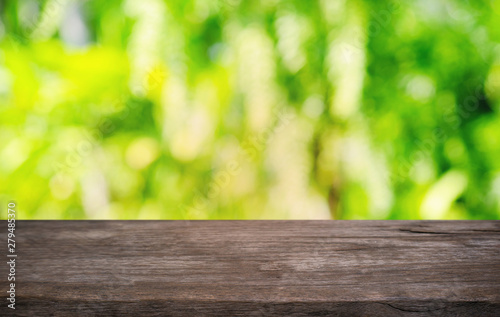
2,220 -> 500,316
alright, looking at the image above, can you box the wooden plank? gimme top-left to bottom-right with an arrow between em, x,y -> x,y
1,220 -> 500,316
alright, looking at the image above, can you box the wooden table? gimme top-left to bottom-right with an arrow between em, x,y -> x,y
2,220 -> 500,316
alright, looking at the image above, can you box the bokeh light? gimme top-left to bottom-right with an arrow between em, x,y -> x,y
0,0 -> 499,219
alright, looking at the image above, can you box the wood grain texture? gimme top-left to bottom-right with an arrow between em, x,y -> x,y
1,220 -> 500,316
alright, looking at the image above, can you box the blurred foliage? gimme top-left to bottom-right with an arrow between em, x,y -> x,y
0,0 -> 499,219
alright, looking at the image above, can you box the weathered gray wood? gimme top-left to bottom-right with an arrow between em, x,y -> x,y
1,220 -> 500,316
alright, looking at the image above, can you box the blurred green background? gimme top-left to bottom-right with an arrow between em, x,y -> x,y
0,0 -> 499,219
